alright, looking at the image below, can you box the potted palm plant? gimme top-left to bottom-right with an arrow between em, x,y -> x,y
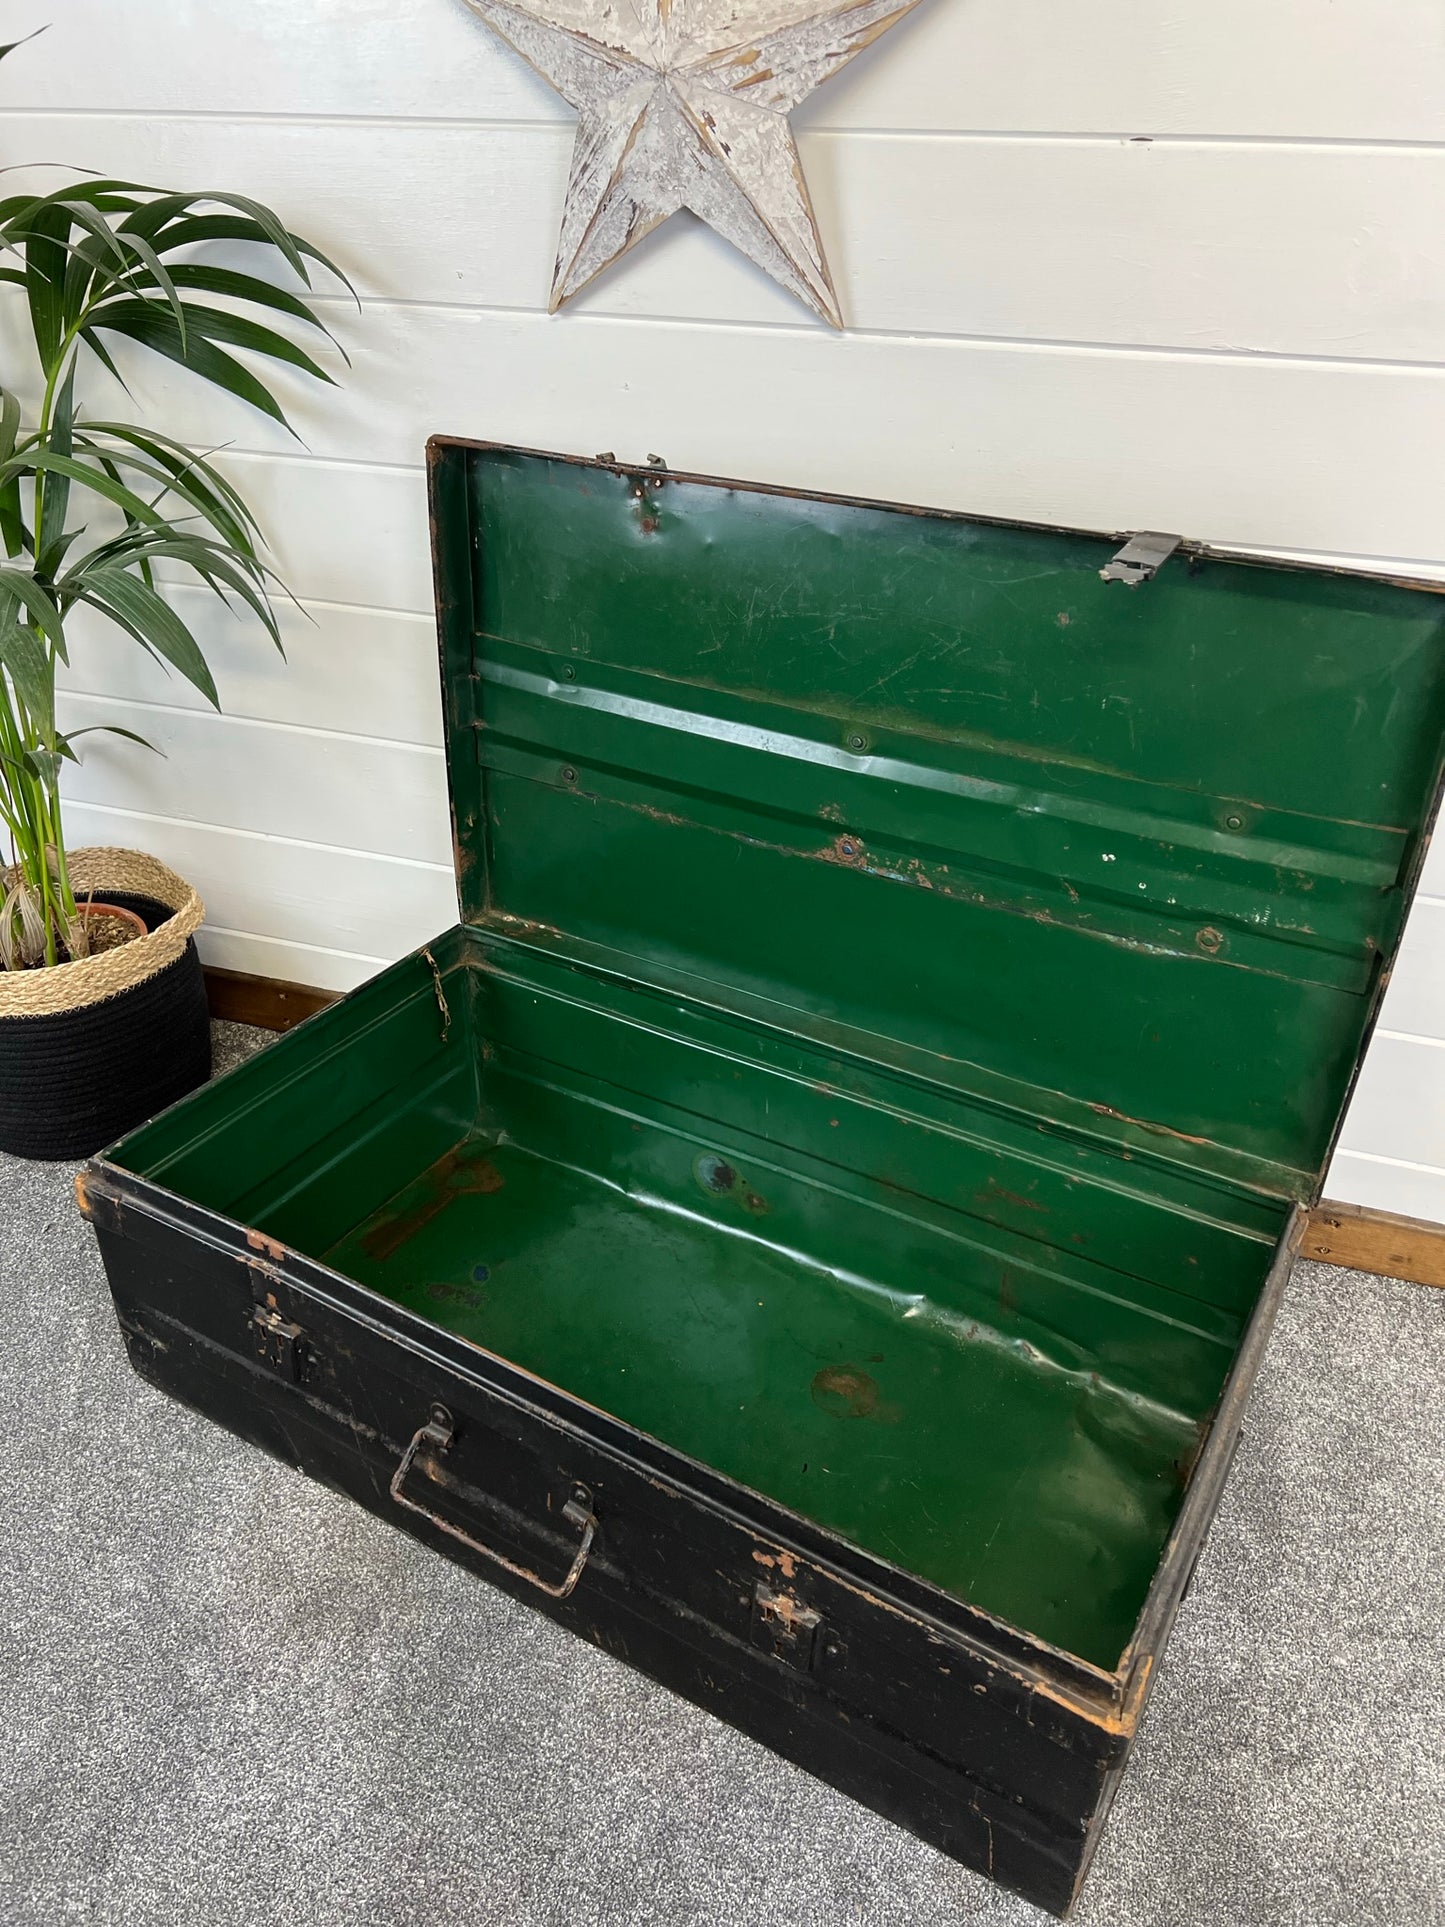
0,36 -> 350,1157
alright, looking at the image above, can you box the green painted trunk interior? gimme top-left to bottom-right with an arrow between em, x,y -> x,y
111,446 -> 1445,1672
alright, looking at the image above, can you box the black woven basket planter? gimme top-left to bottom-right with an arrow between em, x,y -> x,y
0,858 -> 212,1163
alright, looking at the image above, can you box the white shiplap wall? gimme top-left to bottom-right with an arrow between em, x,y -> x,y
3,0 -> 1443,1218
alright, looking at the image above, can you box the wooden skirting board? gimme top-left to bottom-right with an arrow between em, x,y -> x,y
204,965 -> 340,1034
204,967 -> 1445,1289
1299,1201 -> 1445,1290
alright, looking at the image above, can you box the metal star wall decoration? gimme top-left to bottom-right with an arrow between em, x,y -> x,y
461,0 -> 923,327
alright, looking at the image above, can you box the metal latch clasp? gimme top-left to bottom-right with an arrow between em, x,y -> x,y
1100,531 -> 1182,586
251,1303 -> 308,1382
751,1579 -> 824,1670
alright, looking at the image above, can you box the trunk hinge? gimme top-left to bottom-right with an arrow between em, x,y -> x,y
1100,531 -> 1182,586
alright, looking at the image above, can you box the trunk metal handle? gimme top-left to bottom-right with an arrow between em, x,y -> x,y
390,1402 -> 597,1600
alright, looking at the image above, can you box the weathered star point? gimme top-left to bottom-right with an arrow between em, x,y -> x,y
463,0 -> 923,326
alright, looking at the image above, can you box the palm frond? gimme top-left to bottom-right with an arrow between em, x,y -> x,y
0,48 -> 352,966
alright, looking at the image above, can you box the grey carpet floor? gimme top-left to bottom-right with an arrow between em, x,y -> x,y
2,1020 -> 1443,1927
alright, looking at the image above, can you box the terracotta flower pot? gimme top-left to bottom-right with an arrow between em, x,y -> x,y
76,901 -> 151,953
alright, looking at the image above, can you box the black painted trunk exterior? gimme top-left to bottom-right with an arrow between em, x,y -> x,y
81,1166 -> 1291,1916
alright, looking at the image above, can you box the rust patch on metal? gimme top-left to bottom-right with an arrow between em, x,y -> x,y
425,1278 -> 490,1310
827,1562 -> 1141,1736
422,947 -> 452,1043
1085,1102 -> 1212,1149
73,1169 -> 95,1219
811,1364 -> 899,1423
752,1547 -> 800,1580
1026,1653 -> 1150,1739
977,1179 -> 1046,1215
361,1144 -> 506,1262
481,911 -> 567,942
585,787 -> 1292,972
819,833 -> 868,867
628,467 -> 666,534
629,800 -> 692,829
1172,1415 -> 1213,1488
755,1585 -> 817,1634
245,1227 -> 288,1262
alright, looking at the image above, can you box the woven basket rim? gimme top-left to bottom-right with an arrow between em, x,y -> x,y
0,846 -> 205,1019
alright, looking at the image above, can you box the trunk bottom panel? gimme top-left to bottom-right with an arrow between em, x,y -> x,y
325,1130 -> 1199,1669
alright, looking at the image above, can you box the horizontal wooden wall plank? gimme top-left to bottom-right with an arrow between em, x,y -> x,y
6,0 -> 1444,140
9,116 -> 1445,360
195,925 -> 386,995
16,301 -> 1445,564
1301,1199 -> 1445,1287
1374,896 -> 1445,1043
1419,827 -> 1445,897
55,694 -> 454,865
60,593 -> 444,747
62,801 -> 458,958
212,456 -> 433,614
1325,1149 -> 1445,1226
1337,1033 -> 1445,1168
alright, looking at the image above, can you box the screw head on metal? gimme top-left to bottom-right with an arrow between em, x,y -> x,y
1224,813 -> 1243,831
562,664 -> 576,681
847,732 -> 867,752
696,1153 -> 737,1193
560,766 -> 577,784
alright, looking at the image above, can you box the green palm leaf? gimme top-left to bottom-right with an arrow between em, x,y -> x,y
0,45 -> 350,968
0,389 -> 23,558
86,300 -> 296,429
118,189 -> 324,287
0,26 -> 47,64
82,422 -> 263,535
12,448 -> 173,538
35,359 -> 77,574
94,295 -> 336,386
163,263 -> 348,359
22,199 -> 70,373
71,431 -> 261,554
114,211 -> 351,298
74,566 -> 221,706
0,594 -> 53,728
57,722 -> 160,758
0,568 -> 66,661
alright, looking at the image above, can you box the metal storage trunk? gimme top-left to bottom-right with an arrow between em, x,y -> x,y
79,442 -> 1445,1913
